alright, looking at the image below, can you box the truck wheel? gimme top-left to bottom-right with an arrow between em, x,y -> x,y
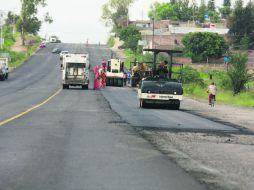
172,102 -> 180,110
63,84 -> 69,89
106,78 -> 109,86
175,103 -> 180,110
120,79 -> 124,87
82,84 -> 88,90
140,100 -> 147,108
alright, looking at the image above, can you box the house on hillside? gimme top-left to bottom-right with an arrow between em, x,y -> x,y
133,20 -> 229,50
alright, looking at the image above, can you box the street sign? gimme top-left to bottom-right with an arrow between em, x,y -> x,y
204,14 -> 210,21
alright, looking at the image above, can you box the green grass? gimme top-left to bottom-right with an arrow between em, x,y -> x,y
107,36 -> 115,48
183,68 -> 254,108
121,46 -> 254,108
184,83 -> 254,107
1,26 -> 40,68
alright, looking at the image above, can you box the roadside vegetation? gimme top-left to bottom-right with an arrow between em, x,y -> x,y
1,0 -> 52,68
182,58 -> 254,107
0,20 -> 40,68
101,0 -> 254,107
107,36 -> 115,48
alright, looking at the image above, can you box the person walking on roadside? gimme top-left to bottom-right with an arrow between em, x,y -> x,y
207,82 -> 217,105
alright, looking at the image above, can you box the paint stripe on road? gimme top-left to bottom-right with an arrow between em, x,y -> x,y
0,88 -> 62,126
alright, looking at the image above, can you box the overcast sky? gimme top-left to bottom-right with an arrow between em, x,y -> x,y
0,0 -> 249,44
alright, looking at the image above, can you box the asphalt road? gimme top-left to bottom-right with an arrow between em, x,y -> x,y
102,87 -> 239,133
0,43 -> 207,190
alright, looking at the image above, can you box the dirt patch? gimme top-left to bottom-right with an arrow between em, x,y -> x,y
11,37 -> 27,53
181,97 -> 254,132
136,97 -> 254,190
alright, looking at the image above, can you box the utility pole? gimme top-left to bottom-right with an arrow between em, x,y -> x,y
21,0 -> 25,45
152,17 -> 155,49
12,9 -> 16,35
0,11 -> 4,50
192,0 -> 197,25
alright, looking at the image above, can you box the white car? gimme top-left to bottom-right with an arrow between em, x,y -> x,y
59,51 -> 69,60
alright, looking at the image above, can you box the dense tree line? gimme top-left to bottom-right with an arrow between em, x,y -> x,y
228,0 -> 254,49
148,0 -> 222,23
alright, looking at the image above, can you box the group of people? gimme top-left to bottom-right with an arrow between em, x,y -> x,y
94,59 -> 217,106
93,59 -> 107,90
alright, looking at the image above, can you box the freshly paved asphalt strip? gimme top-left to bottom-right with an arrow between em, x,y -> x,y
102,87 -> 239,132
0,43 -> 206,190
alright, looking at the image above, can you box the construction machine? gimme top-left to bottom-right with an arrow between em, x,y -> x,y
106,59 -> 125,87
138,49 -> 183,109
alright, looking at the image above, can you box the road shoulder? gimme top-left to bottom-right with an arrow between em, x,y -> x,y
140,97 -> 254,190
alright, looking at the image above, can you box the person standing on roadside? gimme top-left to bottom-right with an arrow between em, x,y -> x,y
101,69 -> 106,88
207,82 -> 217,105
93,65 -> 101,90
102,59 -> 107,71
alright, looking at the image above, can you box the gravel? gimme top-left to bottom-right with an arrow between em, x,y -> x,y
138,97 -> 254,190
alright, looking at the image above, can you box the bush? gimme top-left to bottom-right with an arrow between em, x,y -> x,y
182,66 -> 205,87
208,70 -> 232,90
228,53 -> 252,94
107,36 -> 115,48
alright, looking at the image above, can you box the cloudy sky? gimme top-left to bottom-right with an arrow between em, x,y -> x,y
0,0 -> 249,43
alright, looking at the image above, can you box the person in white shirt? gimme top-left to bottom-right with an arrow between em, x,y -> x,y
207,82 -> 217,105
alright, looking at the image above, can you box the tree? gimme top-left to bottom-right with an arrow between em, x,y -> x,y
208,11 -> 220,22
177,0 -> 193,21
207,0 -> 221,22
119,25 -> 141,52
182,32 -> 229,62
197,0 -> 207,23
101,0 -> 134,34
207,0 -> 215,11
228,53 -> 252,94
148,1 -> 193,22
240,34 -> 250,50
228,0 -> 254,48
220,0 -> 231,19
16,0 -> 52,45
5,11 -> 19,26
148,2 -> 178,21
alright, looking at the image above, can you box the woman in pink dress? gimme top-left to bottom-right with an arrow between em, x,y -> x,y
102,59 -> 107,71
93,65 -> 101,90
101,70 -> 106,88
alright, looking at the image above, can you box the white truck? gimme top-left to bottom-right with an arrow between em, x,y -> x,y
62,53 -> 90,89
49,36 -> 60,43
0,57 -> 9,81
106,59 -> 125,86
